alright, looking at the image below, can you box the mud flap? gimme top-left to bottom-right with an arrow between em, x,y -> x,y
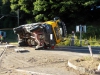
50,34 -> 55,49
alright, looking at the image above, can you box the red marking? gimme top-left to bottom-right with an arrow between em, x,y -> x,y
51,46 -> 55,49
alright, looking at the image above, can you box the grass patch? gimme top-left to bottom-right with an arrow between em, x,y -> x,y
57,36 -> 100,47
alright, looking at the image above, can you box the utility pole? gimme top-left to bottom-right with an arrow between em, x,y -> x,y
17,9 -> 19,26
80,25 -> 82,46
0,16 -> 4,19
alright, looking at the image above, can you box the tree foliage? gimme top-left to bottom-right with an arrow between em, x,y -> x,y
0,0 -> 100,38
9,0 -> 98,23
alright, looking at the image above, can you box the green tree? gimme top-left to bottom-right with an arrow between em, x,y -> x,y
9,0 -> 100,34
33,0 -> 49,21
10,0 -> 35,24
0,0 -> 13,28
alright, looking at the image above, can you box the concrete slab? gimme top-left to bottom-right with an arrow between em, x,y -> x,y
14,48 -> 26,52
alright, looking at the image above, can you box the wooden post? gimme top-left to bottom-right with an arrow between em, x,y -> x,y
88,43 -> 93,57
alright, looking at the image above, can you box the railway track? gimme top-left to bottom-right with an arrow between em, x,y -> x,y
0,45 -> 7,59
0,45 -> 16,67
0,45 -> 8,73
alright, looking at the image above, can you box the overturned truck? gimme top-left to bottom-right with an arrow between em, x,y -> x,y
13,18 -> 67,50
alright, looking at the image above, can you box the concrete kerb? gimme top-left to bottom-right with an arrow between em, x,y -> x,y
68,60 -> 85,74
16,69 -> 54,75
68,60 -> 95,74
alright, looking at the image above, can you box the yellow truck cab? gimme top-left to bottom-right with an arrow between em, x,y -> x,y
44,21 -> 62,44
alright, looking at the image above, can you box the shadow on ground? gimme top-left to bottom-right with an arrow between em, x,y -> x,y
40,46 -> 100,55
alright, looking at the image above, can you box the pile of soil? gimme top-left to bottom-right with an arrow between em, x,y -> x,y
69,56 -> 100,74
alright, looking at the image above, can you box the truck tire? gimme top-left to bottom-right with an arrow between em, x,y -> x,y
27,39 -> 37,46
18,40 -> 27,46
31,40 -> 37,46
18,41 -> 25,46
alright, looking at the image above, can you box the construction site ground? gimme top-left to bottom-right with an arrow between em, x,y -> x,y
0,44 -> 99,75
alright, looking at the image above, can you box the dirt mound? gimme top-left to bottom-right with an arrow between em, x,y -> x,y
69,56 -> 100,74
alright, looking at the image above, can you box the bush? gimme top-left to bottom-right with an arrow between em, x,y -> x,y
57,35 -> 100,46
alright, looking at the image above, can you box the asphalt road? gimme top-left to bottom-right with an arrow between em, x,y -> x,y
0,44 -> 100,57
55,46 -> 100,56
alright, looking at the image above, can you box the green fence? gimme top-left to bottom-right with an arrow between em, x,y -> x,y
1,30 -> 18,43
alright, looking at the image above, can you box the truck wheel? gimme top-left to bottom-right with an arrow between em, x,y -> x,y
18,41 -> 25,46
18,40 -> 27,46
31,40 -> 37,46
27,39 -> 37,46
27,39 -> 32,46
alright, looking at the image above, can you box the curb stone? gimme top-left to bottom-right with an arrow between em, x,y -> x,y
68,60 -> 95,74
68,60 -> 85,74
16,69 -> 53,75
95,70 -> 100,75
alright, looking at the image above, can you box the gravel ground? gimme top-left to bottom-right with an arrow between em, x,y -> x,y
0,45 -> 86,75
